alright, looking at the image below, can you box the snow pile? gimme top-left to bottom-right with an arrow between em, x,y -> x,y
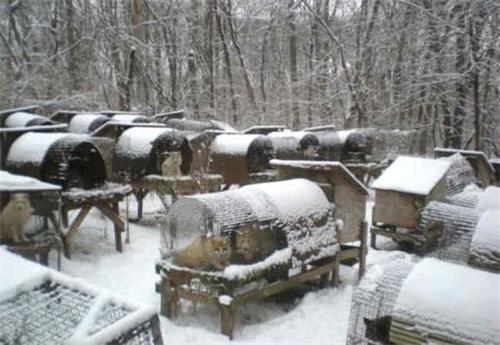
394,258 -> 500,345
4,112 -> 47,127
69,114 -> 108,133
111,114 -> 147,123
116,127 -> 174,158
371,156 -> 452,195
6,132 -> 79,164
0,170 -> 61,191
210,134 -> 263,155
469,209 -> 500,270
477,186 -> 500,212
223,248 -> 292,281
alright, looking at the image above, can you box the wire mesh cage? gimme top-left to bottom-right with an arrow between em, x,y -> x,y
440,153 -> 478,195
346,254 -> 416,345
0,249 -> 163,345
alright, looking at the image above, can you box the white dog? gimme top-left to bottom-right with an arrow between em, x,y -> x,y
0,193 -> 32,243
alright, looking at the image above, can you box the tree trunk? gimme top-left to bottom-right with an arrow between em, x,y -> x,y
288,0 -> 300,129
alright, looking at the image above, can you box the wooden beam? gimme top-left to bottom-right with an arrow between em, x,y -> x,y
62,205 -> 92,258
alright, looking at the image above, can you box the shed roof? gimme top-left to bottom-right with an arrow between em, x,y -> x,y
371,156 -> 452,195
434,147 -> 494,173
6,132 -> 81,165
0,170 -> 61,192
393,258 -> 500,345
69,113 -> 109,133
210,134 -> 265,156
270,159 -> 369,195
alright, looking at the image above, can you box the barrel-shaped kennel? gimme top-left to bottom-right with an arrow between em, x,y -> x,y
162,178 -> 337,268
4,112 -> 54,128
315,130 -> 351,161
68,113 -> 110,133
210,134 -> 274,184
268,131 -> 319,160
6,132 -> 106,189
113,127 -> 192,182
347,257 -> 500,345
110,114 -> 150,123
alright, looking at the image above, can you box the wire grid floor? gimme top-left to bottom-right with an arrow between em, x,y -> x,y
0,279 -> 160,345
346,257 -> 415,345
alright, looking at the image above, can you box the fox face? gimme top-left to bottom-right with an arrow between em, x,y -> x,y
211,237 -> 231,263
11,194 -> 31,212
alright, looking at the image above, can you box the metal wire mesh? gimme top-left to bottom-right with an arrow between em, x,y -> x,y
346,256 -> 415,345
0,280 -> 161,345
419,201 -> 480,264
442,154 -> 477,195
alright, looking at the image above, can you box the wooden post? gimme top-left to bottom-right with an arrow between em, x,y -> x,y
370,223 -> 377,249
160,277 -> 178,319
61,205 -> 69,228
63,205 -> 92,258
320,272 -> 330,288
331,253 -> 340,287
113,202 -> 122,252
359,220 -> 368,279
96,201 -> 124,253
220,306 -> 235,339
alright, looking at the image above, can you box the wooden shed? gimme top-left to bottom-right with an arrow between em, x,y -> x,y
371,156 -> 452,230
268,131 -> 319,160
68,113 -> 110,133
113,127 -> 192,182
5,132 -> 106,190
3,112 -> 54,128
210,134 -> 274,185
434,148 -> 496,187
158,179 -> 339,338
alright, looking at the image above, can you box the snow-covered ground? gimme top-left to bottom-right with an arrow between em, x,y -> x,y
48,194 -> 396,344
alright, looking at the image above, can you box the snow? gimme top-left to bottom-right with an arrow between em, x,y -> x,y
371,156 -> 452,195
0,170 -> 61,191
477,186 -> 500,212
469,209 -> 500,264
111,114 -> 147,123
335,129 -> 355,142
393,258 -> 500,345
116,127 -> 174,157
209,119 -> 239,132
4,111 -> 47,127
268,130 -> 309,141
6,132 -> 79,164
223,248 -> 292,281
69,113 -> 108,133
210,134 -> 263,155
435,147 -> 495,172
303,125 -> 336,132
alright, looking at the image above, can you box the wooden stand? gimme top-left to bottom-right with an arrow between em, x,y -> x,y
7,242 -> 61,270
130,174 -> 223,219
61,185 -> 132,258
157,253 -> 340,339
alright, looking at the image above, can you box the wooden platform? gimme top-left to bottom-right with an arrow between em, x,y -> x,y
156,252 -> 340,339
61,184 -> 132,258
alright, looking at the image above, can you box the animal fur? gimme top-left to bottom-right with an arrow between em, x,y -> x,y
0,193 -> 31,243
161,151 -> 183,177
234,223 -> 281,264
173,235 -> 231,271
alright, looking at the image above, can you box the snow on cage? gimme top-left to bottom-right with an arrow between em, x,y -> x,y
110,114 -> 150,123
469,209 -> 500,271
476,185 -> 500,212
6,132 -> 106,189
267,131 -> 319,160
0,248 -> 162,345
162,178 -> 337,270
4,111 -> 54,128
439,153 -> 477,195
209,134 -> 274,184
347,256 -> 500,345
113,127 -> 192,181
68,113 -> 110,134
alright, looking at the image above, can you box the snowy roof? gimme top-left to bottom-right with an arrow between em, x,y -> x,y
270,159 -> 369,195
69,113 -> 108,133
210,134 -> 264,155
4,112 -> 49,127
243,125 -> 286,134
371,156 -> 452,195
393,258 -> 500,345
476,186 -> 500,212
209,119 -> 238,132
435,147 -> 495,172
0,170 -> 61,192
111,114 -> 148,123
303,124 -> 336,132
115,127 -> 176,158
6,132 -> 81,164
0,248 -> 158,344
469,209 -> 500,270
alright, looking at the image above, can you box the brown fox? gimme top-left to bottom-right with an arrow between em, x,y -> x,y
234,223 -> 282,264
161,151 -> 183,177
173,235 -> 231,271
0,193 -> 32,243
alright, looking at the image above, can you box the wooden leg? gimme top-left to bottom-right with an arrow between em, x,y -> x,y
370,230 -> 377,249
160,278 -> 178,319
96,202 -> 124,253
330,254 -> 340,287
320,272 -> 330,288
63,206 -> 92,258
220,306 -> 235,339
359,221 -> 368,280
39,249 -> 49,266
61,206 -> 69,228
